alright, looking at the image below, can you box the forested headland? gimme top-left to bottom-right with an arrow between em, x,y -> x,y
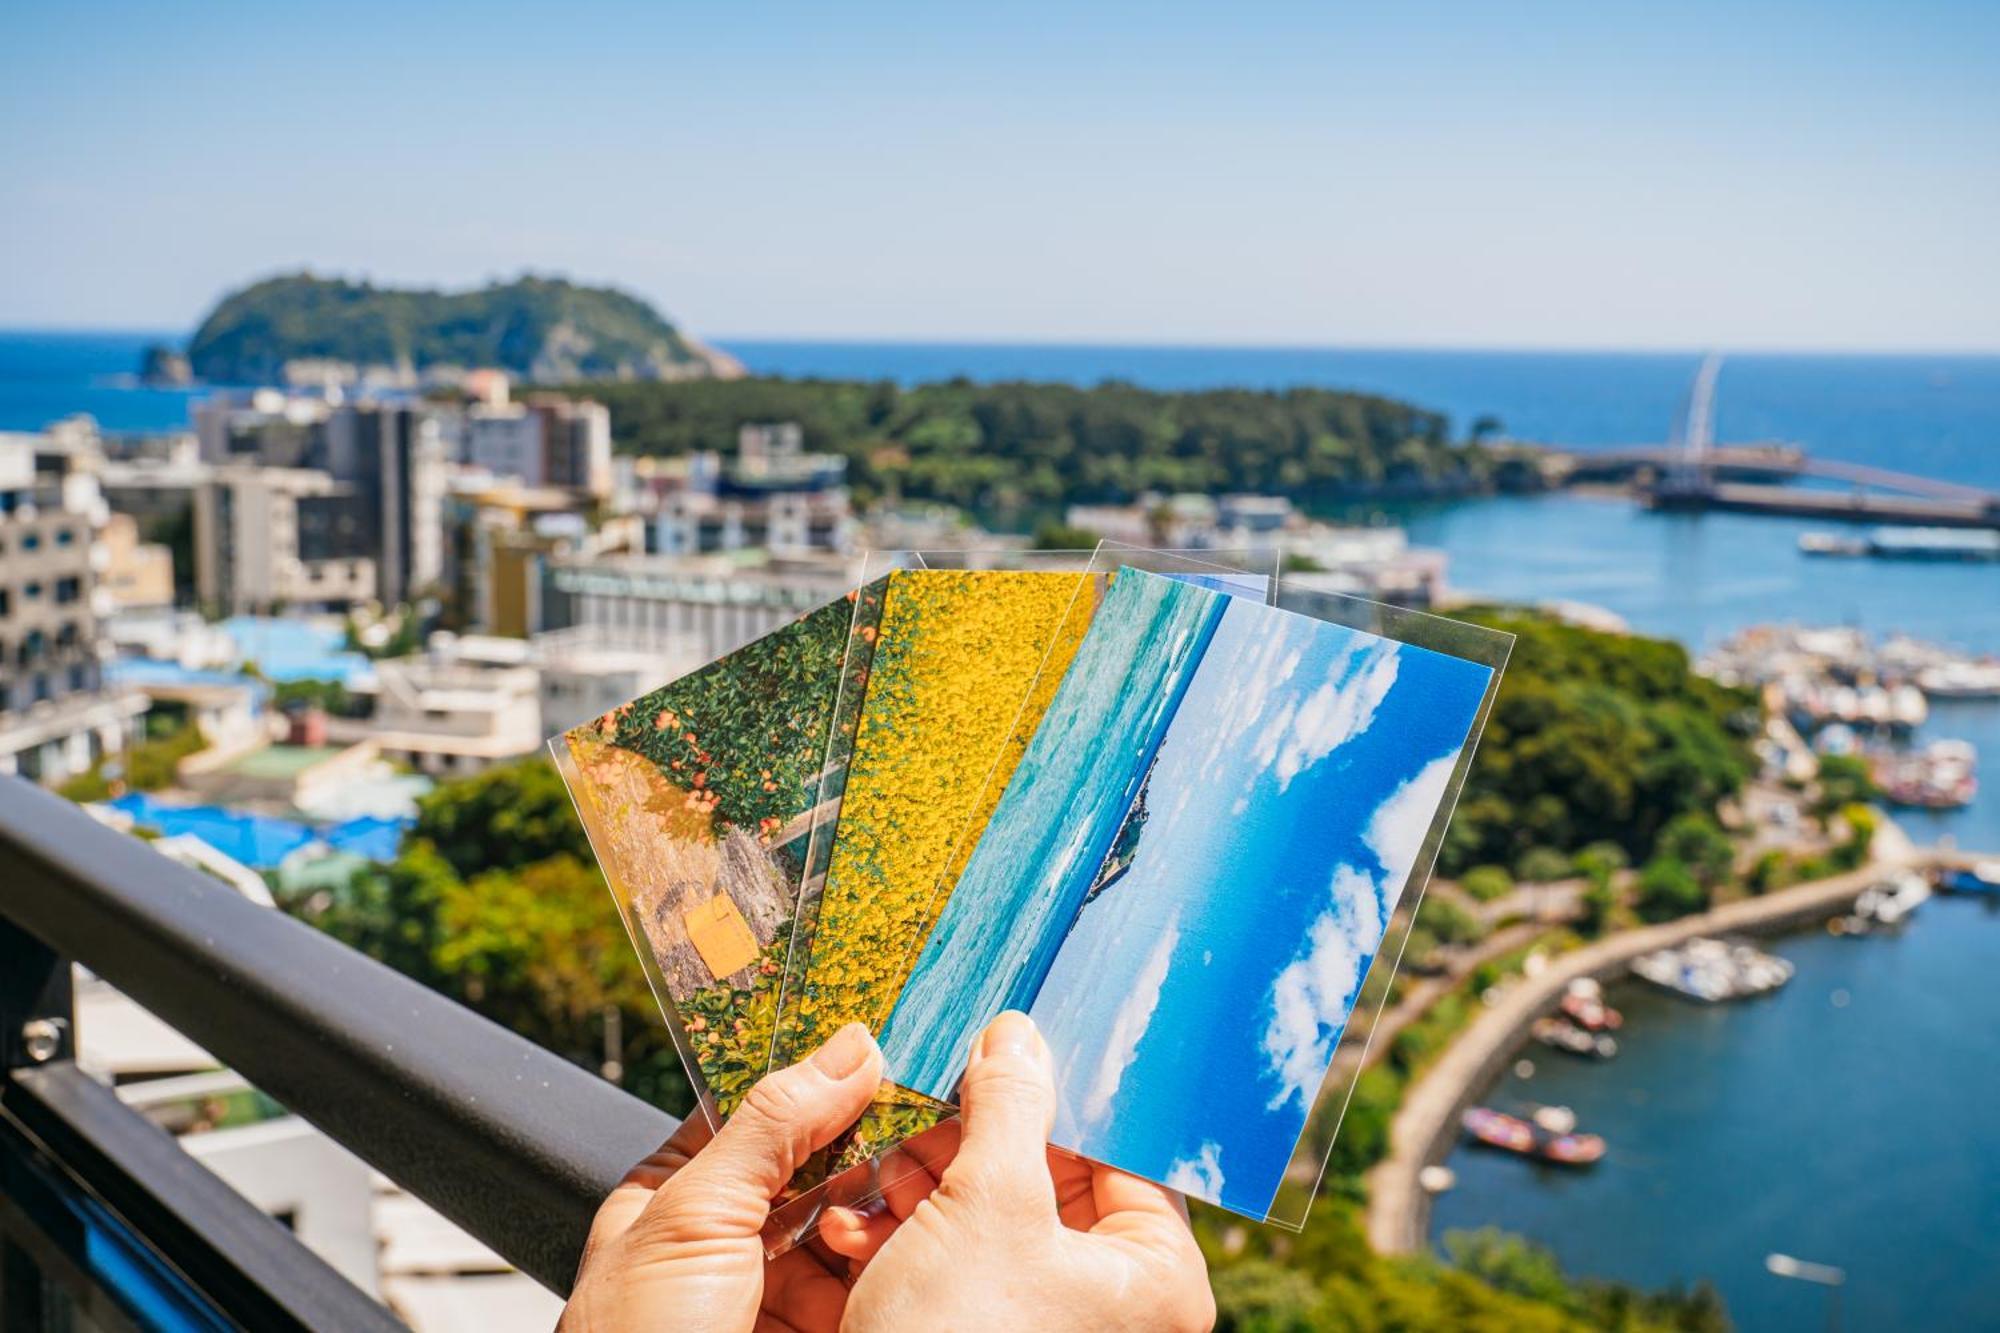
575,375 -> 1550,511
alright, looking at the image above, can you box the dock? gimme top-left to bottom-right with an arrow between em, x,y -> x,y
1645,480 -> 2000,529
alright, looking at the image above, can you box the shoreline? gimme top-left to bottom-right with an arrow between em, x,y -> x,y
1361,845 -> 1982,1256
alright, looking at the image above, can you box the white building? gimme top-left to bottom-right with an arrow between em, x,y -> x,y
461,394 -> 612,500
532,626 -> 679,735
0,431 -> 148,782
546,552 -> 857,669
341,634 -> 543,776
193,466 -> 380,614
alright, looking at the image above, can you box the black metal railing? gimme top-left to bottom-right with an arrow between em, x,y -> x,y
0,775 -> 677,1327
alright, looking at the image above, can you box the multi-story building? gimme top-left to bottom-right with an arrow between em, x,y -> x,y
190,394 -> 446,612
460,391 -> 612,500
0,433 -> 148,782
324,403 -> 447,606
193,467 -> 378,614
336,635 -> 542,777
647,422 -> 854,556
544,550 -> 857,670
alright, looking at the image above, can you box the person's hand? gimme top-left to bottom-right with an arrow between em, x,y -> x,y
821,1011 -> 1215,1332
560,1022 -> 884,1333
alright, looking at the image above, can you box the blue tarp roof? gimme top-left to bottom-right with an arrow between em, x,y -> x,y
323,815 -> 408,863
219,617 -> 376,686
105,793 -> 411,871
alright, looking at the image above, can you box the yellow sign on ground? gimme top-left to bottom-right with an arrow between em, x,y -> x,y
686,892 -> 760,980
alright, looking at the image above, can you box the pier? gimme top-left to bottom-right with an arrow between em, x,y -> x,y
1548,354 -> 2000,529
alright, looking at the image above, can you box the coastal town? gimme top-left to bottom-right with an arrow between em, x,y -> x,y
5,351 -> 1998,1327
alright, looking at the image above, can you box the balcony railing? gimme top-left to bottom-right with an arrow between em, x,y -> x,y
0,775 -> 676,1329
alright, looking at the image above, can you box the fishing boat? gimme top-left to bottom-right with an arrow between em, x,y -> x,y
1461,1106 -> 1606,1166
1632,937 -> 1794,1002
1532,1015 -> 1618,1060
1557,977 -> 1623,1032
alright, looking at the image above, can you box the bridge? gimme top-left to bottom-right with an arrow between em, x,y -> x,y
1553,354 -> 2000,528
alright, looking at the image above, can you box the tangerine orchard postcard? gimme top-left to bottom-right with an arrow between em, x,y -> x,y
553,593 -> 858,1123
876,567 -> 1493,1219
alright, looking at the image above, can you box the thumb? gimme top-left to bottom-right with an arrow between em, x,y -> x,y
944,1011 -> 1059,1213
642,1023 -> 883,1238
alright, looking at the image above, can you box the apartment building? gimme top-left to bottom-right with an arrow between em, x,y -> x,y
193,467 -> 379,614
461,392 -> 612,500
647,422 -> 854,557
0,433 -> 147,782
190,393 -> 446,611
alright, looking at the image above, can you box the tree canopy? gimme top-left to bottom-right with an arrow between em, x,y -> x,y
575,375 -> 1499,514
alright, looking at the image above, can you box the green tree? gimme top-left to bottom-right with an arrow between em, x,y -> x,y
1813,753 -> 1876,817
1515,846 -> 1574,883
1459,865 -> 1515,903
1635,856 -> 1707,922
410,758 -> 592,880
1655,813 -> 1735,891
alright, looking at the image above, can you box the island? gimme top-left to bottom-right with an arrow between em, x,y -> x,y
173,271 -> 743,386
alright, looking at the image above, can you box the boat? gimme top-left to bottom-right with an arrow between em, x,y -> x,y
1942,861 -> 2000,895
1799,531 -> 1868,557
1461,1106 -> 1606,1166
1871,739 -> 1977,810
1917,660 -> 2000,700
1842,872 -> 1933,932
1557,977 -> 1623,1032
1863,526 -> 2000,562
1532,1015 -> 1618,1060
1632,937 -> 1794,1002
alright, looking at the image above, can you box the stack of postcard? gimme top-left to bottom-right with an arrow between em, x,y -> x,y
552,551 -> 1508,1252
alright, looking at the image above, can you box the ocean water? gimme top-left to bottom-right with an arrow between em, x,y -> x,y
878,570 -> 1222,1098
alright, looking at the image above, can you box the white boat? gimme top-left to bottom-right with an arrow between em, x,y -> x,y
1917,660 -> 2000,700
1632,937 -> 1794,1002
1851,873 -> 1932,927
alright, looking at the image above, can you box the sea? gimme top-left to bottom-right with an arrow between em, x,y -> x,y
6,328 -> 1999,1325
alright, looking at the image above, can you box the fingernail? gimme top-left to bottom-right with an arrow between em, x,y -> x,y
980,1010 -> 1038,1061
811,1023 -> 878,1079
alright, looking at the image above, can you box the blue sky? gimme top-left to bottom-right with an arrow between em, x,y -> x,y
4,2 -> 1997,349
1029,595 -> 1490,1216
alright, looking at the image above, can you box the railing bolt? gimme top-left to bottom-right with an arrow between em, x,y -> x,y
20,1017 -> 67,1064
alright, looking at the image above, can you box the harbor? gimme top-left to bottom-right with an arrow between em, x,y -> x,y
1420,885 -> 2000,1330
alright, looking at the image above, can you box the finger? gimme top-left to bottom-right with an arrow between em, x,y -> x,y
580,1116 -> 716,1255
943,1011 -> 1058,1214
642,1023 -> 883,1238
1047,1145 -> 1098,1230
1090,1163 -> 1196,1237
878,1143 -> 945,1220
817,1203 -> 899,1264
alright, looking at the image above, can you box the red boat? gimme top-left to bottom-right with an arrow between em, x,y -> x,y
1559,978 -> 1623,1032
1462,1107 -> 1606,1166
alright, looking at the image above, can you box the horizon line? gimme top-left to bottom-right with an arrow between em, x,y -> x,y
3,324 -> 1998,361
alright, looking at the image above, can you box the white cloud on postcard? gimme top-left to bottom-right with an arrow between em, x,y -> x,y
1165,1141 -> 1226,1201
1080,912 -> 1181,1126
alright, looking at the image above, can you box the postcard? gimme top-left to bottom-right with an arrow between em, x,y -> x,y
552,592 -> 857,1123
776,567 -> 1101,1166
875,567 -> 1493,1218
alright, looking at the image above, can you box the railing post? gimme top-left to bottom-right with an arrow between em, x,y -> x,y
0,917 -> 73,1073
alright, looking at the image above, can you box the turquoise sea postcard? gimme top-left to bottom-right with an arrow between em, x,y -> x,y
876,566 -> 1494,1219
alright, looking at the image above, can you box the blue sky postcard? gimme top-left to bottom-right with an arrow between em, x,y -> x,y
875,566 -> 1495,1220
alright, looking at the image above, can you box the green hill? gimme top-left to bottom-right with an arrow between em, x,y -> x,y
184,272 -> 741,384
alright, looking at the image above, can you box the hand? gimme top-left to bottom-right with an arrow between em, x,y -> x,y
560,1022 -> 884,1333
820,1011 -> 1215,1332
